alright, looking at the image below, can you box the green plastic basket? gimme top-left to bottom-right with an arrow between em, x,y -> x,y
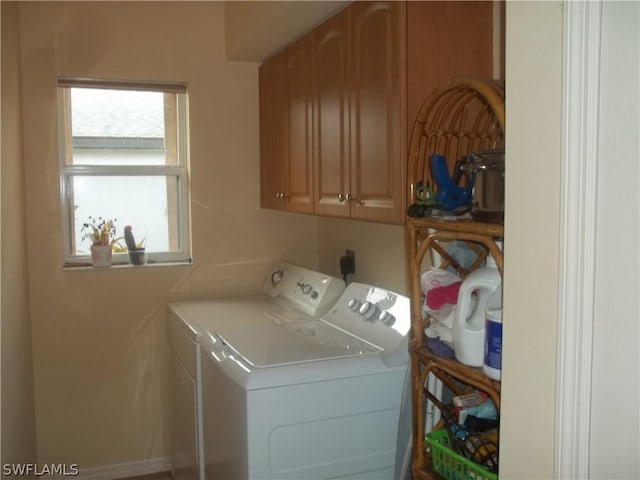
425,429 -> 498,480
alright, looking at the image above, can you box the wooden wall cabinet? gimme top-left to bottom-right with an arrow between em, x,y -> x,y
310,6 -> 350,218
259,51 -> 286,211
260,37 -> 313,214
260,1 -> 497,224
312,2 -> 406,223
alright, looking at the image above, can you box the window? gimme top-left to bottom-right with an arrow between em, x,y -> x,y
58,78 -> 191,266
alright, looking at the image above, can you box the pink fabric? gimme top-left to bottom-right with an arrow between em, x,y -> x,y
426,281 -> 462,310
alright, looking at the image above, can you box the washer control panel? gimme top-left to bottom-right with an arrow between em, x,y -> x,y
338,285 -> 406,328
264,262 -> 345,317
323,283 -> 410,366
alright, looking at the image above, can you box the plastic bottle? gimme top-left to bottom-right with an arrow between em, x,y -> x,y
483,287 -> 503,381
453,252 -> 501,367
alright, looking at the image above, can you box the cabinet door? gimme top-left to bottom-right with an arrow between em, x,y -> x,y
168,349 -> 198,480
312,7 -> 351,217
259,52 -> 286,210
283,37 -> 314,213
406,1 -> 495,148
349,1 -> 406,224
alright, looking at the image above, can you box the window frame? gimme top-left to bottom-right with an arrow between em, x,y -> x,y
57,77 -> 192,267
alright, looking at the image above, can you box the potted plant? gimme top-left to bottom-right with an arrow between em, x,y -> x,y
81,216 -> 117,267
123,224 -> 147,266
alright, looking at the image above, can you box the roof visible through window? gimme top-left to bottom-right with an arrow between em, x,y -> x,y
71,88 -> 164,139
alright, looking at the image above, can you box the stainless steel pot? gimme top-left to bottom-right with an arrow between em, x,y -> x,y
460,149 -> 505,223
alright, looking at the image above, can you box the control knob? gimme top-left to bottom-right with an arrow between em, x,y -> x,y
378,311 -> 396,327
347,299 -> 361,312
359,302 -> 379,321
270,269 -> 284,288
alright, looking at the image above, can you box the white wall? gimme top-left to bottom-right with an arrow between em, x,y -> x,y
590,2 -> 639,477
317,218 -> 407,294
500,2 -> 563,477
1,1 -> 38,467
503,2 -> 639,478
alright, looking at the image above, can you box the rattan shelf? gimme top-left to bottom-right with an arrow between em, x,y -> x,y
411,347 -> 501,480
407,218 -> 504,349
408,220 -> 503,479
407,216 -> 504,236
406,77 -> 505,479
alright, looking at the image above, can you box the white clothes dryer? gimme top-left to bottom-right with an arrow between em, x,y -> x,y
199,282 -> 411,480
167,262 -> 345,480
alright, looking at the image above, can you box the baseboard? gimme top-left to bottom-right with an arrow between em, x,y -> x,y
75,456 -> 171,480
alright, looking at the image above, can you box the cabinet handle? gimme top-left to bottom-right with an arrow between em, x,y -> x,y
346,193 -> 363,206
338,193 -> 346,203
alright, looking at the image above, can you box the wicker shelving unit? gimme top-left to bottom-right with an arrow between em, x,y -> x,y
406,78 -> 505,479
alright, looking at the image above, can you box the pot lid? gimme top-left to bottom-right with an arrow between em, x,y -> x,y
460,149 -> 505,172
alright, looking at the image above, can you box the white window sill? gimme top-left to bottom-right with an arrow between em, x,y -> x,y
63,259 -> 192,271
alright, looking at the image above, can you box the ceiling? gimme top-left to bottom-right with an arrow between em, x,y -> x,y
224,1 -> 351,61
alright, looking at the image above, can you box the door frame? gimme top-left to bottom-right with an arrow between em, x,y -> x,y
555,1 -> 602,478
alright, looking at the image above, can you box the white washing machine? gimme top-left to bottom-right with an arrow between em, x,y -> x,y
199,282 -> 411,480
167,262 -> 345,480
